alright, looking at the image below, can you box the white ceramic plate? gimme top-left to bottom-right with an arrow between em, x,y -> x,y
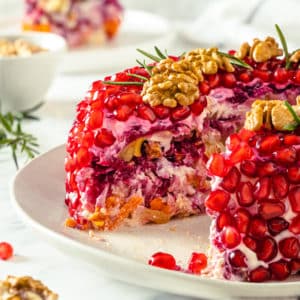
0,10 -> 173,73
11,145 -> 300,299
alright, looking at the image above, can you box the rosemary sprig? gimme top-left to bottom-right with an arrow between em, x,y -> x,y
218,51 -> 253,70
136,59 -> 153,76
0,103 -> 41,169
126,73 -> 148,81
154,46 -> 167,59
284,101 -> 300,125
275,24 -> 290,69
102,80 -> 144,86
137,48 -> 161,62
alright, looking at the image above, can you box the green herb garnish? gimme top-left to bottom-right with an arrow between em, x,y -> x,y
275,24 -> 290,69
218,51 -> 253,70
284,101 -> 300,126
102,80 -> 144,86
137,48 -> 161,62
154,46 -> 167,59
126,73 -> 148,81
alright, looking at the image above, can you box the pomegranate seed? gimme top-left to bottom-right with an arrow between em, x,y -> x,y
268,217 -> 289,236
216,212 -> 234,231
273,147 -> 297,164
207,153 -> 228,177
287,166 -> 300,184
188,252 -> 208,274
240,160 -> 257,177
254,177 -> 271,200
253,69 -> 271,82
272,174 -> 289,199
137,105 -> 156,123
88,110 -> 103,129
289,215 -> 300,234
76,147 -> 91,167
237,182 -> 254,207
249,266 -> 271,282
0,242 -> 13,260
234,208 -> 250,233
148,252 -> 177,270
289,187 -> 300,213
290,258 -> 300,273
249,216 -> 267,238
293,69 -> 300,84
239,72 -> 252,83
228,50 -> 236,55
257,134 -> 281,153
221,226 -> 241,249
270,260 -> 291,280
207,74 -> 220,88
220,167 -> 241,193
259,201 -> 285,220
105,95 -> 119,111
205,190 -> 230,212
119,93 -> 142,105
228,250 -> 247,268
229,145 -> 253,164
257,236 -> 277,262
222,73 -> 236,88
258,162 -> 278,177
65,157 -> 76,172
152,105 -> 170,119
171,106 -> 191,121
273,68 -> 290,83
226,134 -> 241,151
199,81 -> 210,95
95,129 -> 116,148
243,236 -> 257,252
190,98 -> 206,116
115,105 -> 133,121
238,128 -> 256,142
279,237 -> 300,259
283,134 -> 300,145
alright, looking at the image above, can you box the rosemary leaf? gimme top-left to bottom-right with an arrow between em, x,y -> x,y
154,46 -> 167,59
126,73 -> 148,81
136,59 -> 152,76
284,101 -> 300,125
102,80 -> 144,86
137,48 -> 161,62
275,24 -> 289,69
218,51 -> 252,69
283,123 -> 298,131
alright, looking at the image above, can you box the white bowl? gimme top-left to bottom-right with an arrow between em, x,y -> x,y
0,32 -> 67,112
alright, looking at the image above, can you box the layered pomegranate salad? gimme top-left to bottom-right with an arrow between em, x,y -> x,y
23,0 -> 123,47
65,26 -> 300,281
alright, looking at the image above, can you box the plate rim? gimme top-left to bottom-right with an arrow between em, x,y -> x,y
10,144 -> 300,299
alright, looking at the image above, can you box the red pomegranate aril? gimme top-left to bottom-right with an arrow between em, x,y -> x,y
237,182 -> 254,207
76,147 -> 91,167
238,128 -> 256,142
207,74 -> 220,88
258,161 -> 278,177
243,236 -> 257,252
88,110 -> 103,129
226,134 -> 241,151
221,226 -> 241,249
273,147 -> 297,164
254,177 -> 271,200
283,134 -> 300,145
289,187 -> 300,213
205,190 -> 230,212
239,72 -> 252,83
290,258 -> 300,273
279,237 -> 300,259
287,166 -> 300,184
234,208 -> 250,233
268,217 -> 289,236
259,201 -> 285,220
289,215 -> 300,234
137,105 -> 156,123
229,145 -> 253,164
240,160 -> 257,177
249,216 -> 267,239
199,81 -> 210,95
257,134 -> 281,153
221,167 -> 241,192
228,250 -> 247,268
119,93 -> 143,105
272,174 -> 289,199
207,153 -> 228,177
115,105 -> 133,121
253,69 -> 271,82
188,252 -> 208,274
216,212 -> 234,231
152,105 -> 170,119
190,98 -> 206,116
0,242 -> 13,260
171,106 -> 191,121
148,252 -> 177,270
228,50 -> 236,55
222,73 -> 236,88
270,260 -> 291,280
95,129 -> 116,148
273,68 -> 290,83
257,236 -> 277,262
249,266 -> 271,282
293,69 -> 300,84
